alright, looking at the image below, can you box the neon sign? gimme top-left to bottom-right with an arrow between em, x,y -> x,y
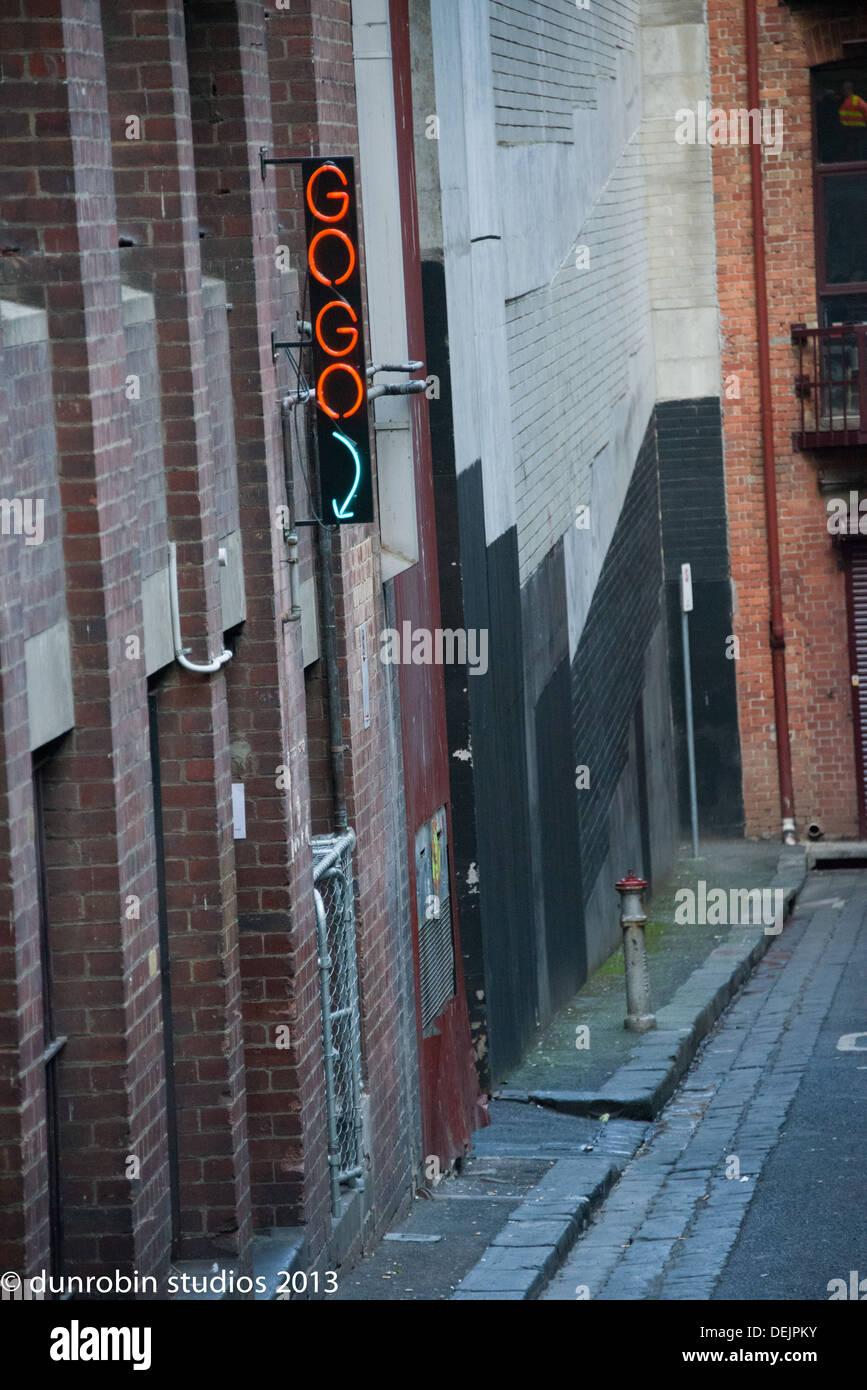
302,157 -> 372,524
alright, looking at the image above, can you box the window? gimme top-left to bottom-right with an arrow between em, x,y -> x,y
813,64 -> 867,326
32,753 -> 66,1282
147,684 -> 182,1256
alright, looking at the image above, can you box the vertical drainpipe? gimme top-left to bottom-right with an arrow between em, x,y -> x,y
311,422 -> 348,834
745,0 -> 797,844
279,386 -> 345,829
280,397 -> 303,623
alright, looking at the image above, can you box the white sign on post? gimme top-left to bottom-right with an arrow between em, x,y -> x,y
680,562 -> 693,613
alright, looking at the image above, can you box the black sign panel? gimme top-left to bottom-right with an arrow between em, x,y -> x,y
301,156 -> 372,525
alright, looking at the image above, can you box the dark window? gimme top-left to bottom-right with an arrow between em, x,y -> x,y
813,64 -> 867,325
821,293 -> 867,325
32,754 -> 66,1283
823,174 -> 867,285
816,68 -> 867,165
147,684 -> 182,1256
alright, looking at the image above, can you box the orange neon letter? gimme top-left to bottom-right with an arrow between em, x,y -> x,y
317,362 -> 365,419
308,228 -> 356,286
306,163 -> 350,223
315,300 -> 359,358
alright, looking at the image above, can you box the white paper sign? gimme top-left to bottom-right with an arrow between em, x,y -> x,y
680,563 -> 693,613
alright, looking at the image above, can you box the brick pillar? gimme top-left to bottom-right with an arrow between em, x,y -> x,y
183,0 -> 331,1246
0,0 -> 171,1278
101,0 -> 251,1261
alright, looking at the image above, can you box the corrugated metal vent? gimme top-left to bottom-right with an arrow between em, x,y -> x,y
419,891 -> 455,1033
415,808 -> 456,1035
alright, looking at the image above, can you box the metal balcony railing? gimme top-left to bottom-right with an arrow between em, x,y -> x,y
791,323 -> 867,449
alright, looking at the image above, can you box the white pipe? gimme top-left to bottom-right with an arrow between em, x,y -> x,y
168,541 -> 233,674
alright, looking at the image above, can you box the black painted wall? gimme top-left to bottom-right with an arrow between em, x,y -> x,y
657,398 -> 744,836
571,420 -> 665,895
534,653 -> 585,1010
425,257 -> 726,1086
521,539 -> 586,1019
456,472 -> 538,1084
425,256 -> 538,1083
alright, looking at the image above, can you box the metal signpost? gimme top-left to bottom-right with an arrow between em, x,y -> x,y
680,562 -> 700,859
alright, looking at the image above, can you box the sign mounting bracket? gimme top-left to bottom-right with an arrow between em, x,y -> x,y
259,147 -> 310,179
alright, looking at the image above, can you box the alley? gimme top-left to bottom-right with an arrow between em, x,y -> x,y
6,0 -> 867,1331
542,867 -> 867,1301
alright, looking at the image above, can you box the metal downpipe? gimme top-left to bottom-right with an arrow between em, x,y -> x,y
315,886 -> 342,1212
745,0 -> 796,845
310,425 -> 348,833
280,397 -> 302,623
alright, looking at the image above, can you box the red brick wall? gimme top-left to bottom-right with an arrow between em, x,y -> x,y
0,0 -> 423,1285
266,0 -> 423,1239
709,0 -> 867,838
183,0 -> 332,1250
101,0 -> 254,1264
0,0 -> 172,1278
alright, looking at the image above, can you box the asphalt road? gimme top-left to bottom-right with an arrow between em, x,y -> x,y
543,865 -> 867,1302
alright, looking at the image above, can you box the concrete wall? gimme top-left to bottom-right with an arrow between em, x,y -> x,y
419,0 -> 681,1082
640,2 -> 720,401
640,0 -> 743,839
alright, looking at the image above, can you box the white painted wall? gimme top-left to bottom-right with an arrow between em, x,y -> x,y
640,8 -> 721,401
490,2 -> 655,646
506,126 -> 655,596
429,0 -> 519,547
429,0 -> 721,654
353,0 -> 420,579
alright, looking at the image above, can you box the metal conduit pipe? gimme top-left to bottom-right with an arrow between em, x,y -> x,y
745,0 -> 797,845
310,425 -> 348,833
366,379 -> 428,402
315,885 -> 342,1212
168,542 -> 232,675
278,353 -> 346,831
280,396 -> 302,623
365,359 -> 424,378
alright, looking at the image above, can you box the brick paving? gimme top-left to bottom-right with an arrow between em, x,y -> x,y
542,871 -> 867,1300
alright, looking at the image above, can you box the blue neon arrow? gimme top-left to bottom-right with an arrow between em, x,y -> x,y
331,429 -> 363,520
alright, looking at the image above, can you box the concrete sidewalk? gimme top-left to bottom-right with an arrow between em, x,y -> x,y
499,840 -> 805,1119
334,839 -> 807,1301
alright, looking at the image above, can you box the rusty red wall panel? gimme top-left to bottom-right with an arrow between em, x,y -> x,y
388,0 -> 481,1168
